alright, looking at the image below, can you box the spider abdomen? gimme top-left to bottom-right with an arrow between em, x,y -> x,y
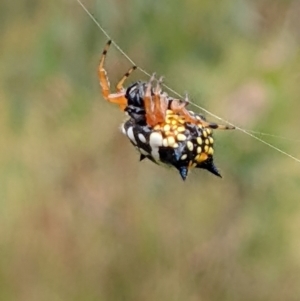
121,110 -> 221,180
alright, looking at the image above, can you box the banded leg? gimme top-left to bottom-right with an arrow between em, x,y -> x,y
98,40 -> 128,110
98,40 -> 112,99
203,122 -> 235,130
116,65 -> 137,92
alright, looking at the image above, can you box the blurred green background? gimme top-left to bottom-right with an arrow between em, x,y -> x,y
1,0 -> 300,300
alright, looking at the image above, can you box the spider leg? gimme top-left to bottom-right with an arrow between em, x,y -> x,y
184,92 -> 190,105
98,40 -> 128,110
104,92 -> 128,110
182,94 -> 235,129
170,98 -> 200,125
153,76 -> 167,123
144,73 -> 157,126
169,93 -> 193,119
203,122 -> 235,130
179,106 -> 234,130
170,94 -> 235,130
98,40 -> 112,99
116,65 -> 137,92
154,76 -> 164,94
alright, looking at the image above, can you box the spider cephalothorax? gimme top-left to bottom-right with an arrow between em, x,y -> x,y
98,40 -> 234,180
124,81 -> 147,125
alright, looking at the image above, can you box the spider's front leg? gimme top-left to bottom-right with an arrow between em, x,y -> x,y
98,40 -> 135,111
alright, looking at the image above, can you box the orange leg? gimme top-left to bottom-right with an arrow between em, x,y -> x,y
170,94 -> 235,130
169,95 -> 199,124
176,106 -> 234,129
116,65 -> 137,92
153,76 -> 167,123
98,40 -> 130,111
98,40 -> 112,100
144,74 -> 158,126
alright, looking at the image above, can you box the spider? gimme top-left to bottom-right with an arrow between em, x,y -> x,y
98,40 -> 234,180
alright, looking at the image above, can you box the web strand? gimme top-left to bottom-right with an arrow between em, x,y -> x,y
76,0 -> 300,164
239,130 -> 300,143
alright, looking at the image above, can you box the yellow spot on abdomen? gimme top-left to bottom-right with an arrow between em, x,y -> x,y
196,153 -> 208,163
167,136 -> 175,146
163,124 -> 171,132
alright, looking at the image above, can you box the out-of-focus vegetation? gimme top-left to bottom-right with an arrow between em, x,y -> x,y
1,0 -> 300,300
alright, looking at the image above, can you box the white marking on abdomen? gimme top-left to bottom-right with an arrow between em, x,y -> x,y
138,133 -> 146,143
127,127 -> 137,145
149,132 -> 163,161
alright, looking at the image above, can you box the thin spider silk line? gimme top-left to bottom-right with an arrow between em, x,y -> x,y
241,130 -> 300,143
76,0 -> 300,164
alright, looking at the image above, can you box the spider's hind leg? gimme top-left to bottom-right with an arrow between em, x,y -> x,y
170,93 -> 235,130
170,94 -> 200,125
205,122 -> 235,130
